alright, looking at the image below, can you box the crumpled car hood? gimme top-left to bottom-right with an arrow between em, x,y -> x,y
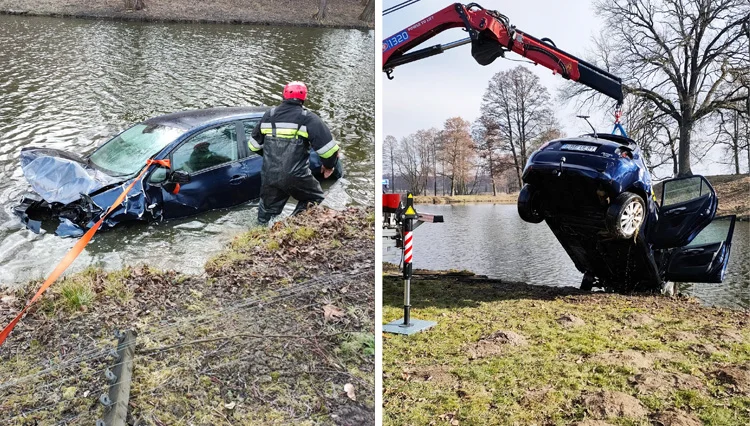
20,147 -> 121,204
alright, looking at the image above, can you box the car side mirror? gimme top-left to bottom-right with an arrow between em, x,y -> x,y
169,170 -> 191,184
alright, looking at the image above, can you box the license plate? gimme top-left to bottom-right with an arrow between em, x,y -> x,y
561,144 -> 597,152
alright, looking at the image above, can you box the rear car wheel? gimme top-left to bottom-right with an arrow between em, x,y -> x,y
518,184 -> 544,224
606,192 -> 645,239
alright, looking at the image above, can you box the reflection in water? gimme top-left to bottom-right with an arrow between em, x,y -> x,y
384,204 -> 749,310
0,15 -> 373,286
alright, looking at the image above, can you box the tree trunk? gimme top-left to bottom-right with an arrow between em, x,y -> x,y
678,120 -> 693,177
389,145 -> 394,193
313,0 -> 327,21
359,0 -> 374,22
733,116 -> 740,175
432,144 -> 437,196
488,155 -> 497,196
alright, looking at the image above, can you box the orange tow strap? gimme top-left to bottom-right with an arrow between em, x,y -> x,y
0,159 -> 169,347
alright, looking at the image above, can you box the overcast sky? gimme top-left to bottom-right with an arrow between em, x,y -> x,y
382,0 -> 733,176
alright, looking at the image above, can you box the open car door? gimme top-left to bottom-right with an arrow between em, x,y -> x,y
665,215 -> 737,283
650,176 -> 717,249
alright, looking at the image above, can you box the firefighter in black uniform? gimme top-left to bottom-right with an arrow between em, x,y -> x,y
250,81 -> 340,225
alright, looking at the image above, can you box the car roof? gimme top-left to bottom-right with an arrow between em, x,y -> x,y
144,106 -> 270,130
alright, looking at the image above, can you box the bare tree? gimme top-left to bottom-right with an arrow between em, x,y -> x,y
473,116 -> 510,196
568,0 -> 750,176
438,117 -> 475,195
383,135 -> 397,192
393,132 -> 432,195
313,0 -> 328,21
620,97 -> 680,177
715,109 -> 750,174
359,0 -> 375,22
481,66 -> 556,188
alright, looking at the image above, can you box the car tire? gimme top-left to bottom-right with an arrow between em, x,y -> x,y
660,281 -> 675,297
518,184 -> 544,224
606,192 -> 645,239
580,272 -> 595,291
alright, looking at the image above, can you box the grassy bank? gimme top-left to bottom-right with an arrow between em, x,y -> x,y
413,193 -> 518,205
0,0 -> 374,29
382,268 -> 750,425
0,208 -> 374,425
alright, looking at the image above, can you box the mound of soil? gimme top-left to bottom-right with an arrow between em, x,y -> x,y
466,330 -> 527,360
653,410 -> 702,426
629,371 -> 705,395
714,365 -> 750,395
557,313 -> 585,327
580,390 -> 648,420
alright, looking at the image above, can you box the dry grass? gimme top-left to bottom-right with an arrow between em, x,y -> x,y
0,207 -> 375,425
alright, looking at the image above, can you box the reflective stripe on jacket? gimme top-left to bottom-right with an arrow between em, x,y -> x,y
250,100 -> 339,168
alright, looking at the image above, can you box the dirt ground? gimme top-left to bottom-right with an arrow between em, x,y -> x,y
382,269 -> 750,425
707,174 -> 750,220
0,207 -> 375,425
0,0 -> 373,29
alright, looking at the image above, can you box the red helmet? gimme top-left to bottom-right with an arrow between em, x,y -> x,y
283,81 -> 307,101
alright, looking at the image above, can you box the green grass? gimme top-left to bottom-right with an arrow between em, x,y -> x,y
382,273 -> 750,426
58,279 -> 96,312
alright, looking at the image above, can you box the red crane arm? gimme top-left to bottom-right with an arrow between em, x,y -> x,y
383,3 -> 624,104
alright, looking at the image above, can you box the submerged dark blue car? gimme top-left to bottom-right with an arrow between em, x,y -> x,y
15,107 -> 342,236
518,133 -> 736,295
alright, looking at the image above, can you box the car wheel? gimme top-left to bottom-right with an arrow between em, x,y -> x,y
518,184 -> 544,224
580,272 -> 595,291
606,192 -> 645,239
660,281 -> 675,297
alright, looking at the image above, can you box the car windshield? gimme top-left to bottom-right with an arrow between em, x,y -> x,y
89,123 -> 183,176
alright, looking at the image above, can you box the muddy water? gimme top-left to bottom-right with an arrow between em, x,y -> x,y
384,204 -> 750,310
0,15 -> 374,285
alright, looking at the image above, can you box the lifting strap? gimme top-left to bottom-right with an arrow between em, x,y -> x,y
611,108 -> 628,137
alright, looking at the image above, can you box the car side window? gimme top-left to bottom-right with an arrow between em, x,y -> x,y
172,124 -> 238,173
243,119 -> 261,158
662,176 -> 706,207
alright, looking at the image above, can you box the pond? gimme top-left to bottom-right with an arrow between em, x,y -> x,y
384,203 -> 750,310
0,15 -> 374,285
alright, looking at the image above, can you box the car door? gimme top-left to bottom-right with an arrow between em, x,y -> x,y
160,122 -> 248,219
236,118 -> 263,201
665,215 -> 736,283
649,175 -> 717,249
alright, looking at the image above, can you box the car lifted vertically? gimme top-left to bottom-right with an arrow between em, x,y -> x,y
518,133 -> 736,294
382,2 -> 736,294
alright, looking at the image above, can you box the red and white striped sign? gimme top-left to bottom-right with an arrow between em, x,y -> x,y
404,231 -> 413,263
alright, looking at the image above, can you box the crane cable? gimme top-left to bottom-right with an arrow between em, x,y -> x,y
384,0 -> 421,16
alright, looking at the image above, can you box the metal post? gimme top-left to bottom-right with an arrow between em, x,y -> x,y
402,214 -> 413,327
382,193 -> 437,336
98,330 -> 136,426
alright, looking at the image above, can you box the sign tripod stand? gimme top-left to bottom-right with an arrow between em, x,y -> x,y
382,192 -> 442,335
